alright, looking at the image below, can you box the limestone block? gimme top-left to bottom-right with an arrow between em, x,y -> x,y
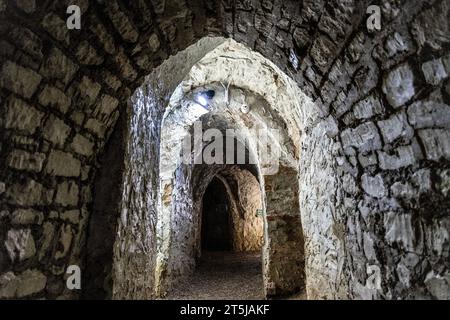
422,58 -> 448,85
412,169 -> 432,193
84,118 -> 106,138
77,76 -> 101,106
377,111 -> 413,144
10,26 -> 43,59
382,63 -> 415,108
4,228 -> 36,262
418,129 -> 450,161
361,174 -> 386,198
41,13 -> 69,45
40,47 -> 78,85
43,115 -> 71,147
70,134 -> 94,156
363,232 -> 377,261
384,212 -> 416,252
358,152 -> 377,168
5,97 -> 44,133
261,0 -> 273,12
6,179 -> 52,206
353,94 -> 383,120
93,94 -> 119,122
385,32 -> 410,58
60,210 -> 80,224
90,21 -> 116,54
55,181 -> 79,207
70,111 -> 85,126
341,122 -> 381,152
310,36 -> 336,72
38,85 -> 71,114
378,145 -> 417,170
407,98 -> 450,129
76,40 -> 104,65
0,61 -> 42,98
342,174 -> 359,195
390,182 -> 415,199
425,221 -> 449,256
105,0 -> 139,43
11,209 -> 44,225
0,270 -> 46,298
45,150 -> 81,177
7,149 -> 45,172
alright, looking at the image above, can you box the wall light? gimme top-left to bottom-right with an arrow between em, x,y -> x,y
240,104 -> 250,114
195,90 -> 215,109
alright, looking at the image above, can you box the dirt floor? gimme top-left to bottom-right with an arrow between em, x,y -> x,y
164,251 -> 307,300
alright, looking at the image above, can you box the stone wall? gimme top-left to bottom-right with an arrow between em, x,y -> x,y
224,169 -> 264,252
0,0 -> 449,300
264,166 -> 305,297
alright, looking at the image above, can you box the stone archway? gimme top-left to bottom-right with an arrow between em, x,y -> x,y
1,0 -> 449,301
148,38 -> 321,298
201,177 -> 233,251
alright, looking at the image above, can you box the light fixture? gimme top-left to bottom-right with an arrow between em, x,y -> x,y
196,95 -> 208,107
194,90 -> 215,109
240,104 -> 250,114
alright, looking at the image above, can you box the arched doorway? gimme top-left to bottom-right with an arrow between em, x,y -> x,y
165,166 -> 266,300
152,38 -> 314,298
201,177 -> 233,252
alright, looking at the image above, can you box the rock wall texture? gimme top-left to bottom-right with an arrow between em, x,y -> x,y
265,166 -> 305,297
0,0 -> 449,300
226,169 -> 264,253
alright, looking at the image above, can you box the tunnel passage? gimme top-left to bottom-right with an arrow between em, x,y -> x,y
201,177 -> 233,252
1,0 -> 449,301
166,167 -> 266,300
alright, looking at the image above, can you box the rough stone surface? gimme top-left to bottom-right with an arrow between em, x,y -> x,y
422,58 -> 448,86
45,151 -> 81,177
43,116 -> 71,147
0,0 -> 448,301
361,174 -> 387,199
40,48 -> 78,85
378,111 -> 413,144
11,209 -> 44,225
55,181 -> 79,207
7,149 -> 45,172
38,85 -> 71,114
0,269 -> 46,298
341,122 -> 382,152
70,134 -> 94,157
4,97 -> 44,133
383,63 -> 415,108
0,61 -> 41,98
4,229 -> 36,262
